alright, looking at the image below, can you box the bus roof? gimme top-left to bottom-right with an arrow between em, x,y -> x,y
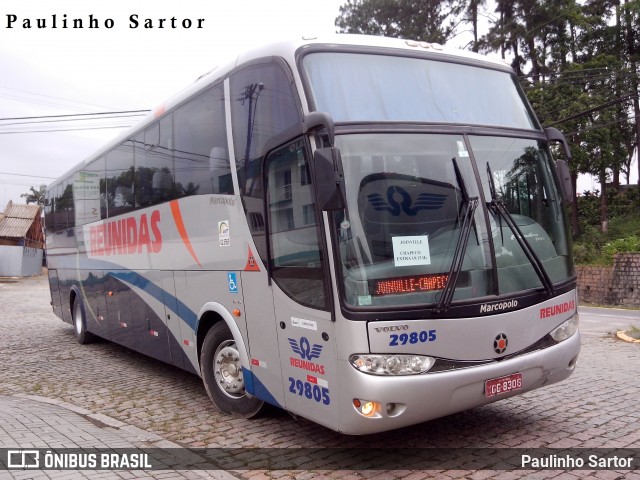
235,34 -> 510,71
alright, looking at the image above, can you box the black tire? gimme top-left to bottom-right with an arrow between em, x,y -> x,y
201,322 -> 264,418
72,297 -> 96,345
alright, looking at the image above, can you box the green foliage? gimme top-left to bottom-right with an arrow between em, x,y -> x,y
20,185 -> 47,206
335,0 -> 458,44
573,189 -> 640,264
577,188 -> 640,231
602,235 -> 640,261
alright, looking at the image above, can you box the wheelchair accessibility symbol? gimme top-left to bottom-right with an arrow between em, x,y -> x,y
228,272 -> 238,293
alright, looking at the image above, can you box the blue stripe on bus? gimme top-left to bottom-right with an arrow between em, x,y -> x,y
243,367 -> 281,409
93,270 -> 281,406
107,270 -> 198,331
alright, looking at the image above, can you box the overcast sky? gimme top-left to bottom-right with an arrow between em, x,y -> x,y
0,0 -> 349,207
0,0 -> 620,208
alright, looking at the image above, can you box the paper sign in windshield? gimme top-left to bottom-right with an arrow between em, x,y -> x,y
392,236 -> 431,266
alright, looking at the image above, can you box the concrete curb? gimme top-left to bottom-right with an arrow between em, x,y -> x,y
616,330 -> 640,343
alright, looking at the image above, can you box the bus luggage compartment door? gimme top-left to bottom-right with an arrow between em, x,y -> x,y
161,271 -> 193,371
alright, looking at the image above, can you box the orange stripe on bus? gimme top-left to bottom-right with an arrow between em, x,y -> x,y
170,200 -> 202,267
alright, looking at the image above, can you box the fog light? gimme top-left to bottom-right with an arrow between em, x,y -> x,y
361,401 -> 375,416
353,398 -> 381,417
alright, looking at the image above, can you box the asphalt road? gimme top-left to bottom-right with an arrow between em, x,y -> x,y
579,306 -> 640,334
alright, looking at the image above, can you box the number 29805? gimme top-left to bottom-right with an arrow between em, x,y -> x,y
389,330 -> 436,346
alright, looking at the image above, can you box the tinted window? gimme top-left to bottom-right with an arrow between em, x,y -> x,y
106,140 -> 135,217
135,117 -> 175,207
333,133 -> 494,308
55,181 -> 74,230
44,188 -> 54,231
266,138 -> 327,310
73,159 -> 104,226
48,184 -> 60,231
174,83 -> 231,197
231,63 -> 301,196
304,53 -> 537,129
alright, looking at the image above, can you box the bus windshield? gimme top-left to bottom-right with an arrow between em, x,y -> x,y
303,52 -> 538,129
333,133 -> 573,309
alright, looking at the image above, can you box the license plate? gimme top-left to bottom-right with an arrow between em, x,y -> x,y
485,373 -> 522,397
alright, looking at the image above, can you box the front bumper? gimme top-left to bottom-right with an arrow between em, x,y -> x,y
332,331 -> 580,435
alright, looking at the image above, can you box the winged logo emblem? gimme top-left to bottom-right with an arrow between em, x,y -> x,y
288,337 -> 323,360
368,186 -> 447,216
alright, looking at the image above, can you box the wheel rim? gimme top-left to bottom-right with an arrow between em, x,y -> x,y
213,340 -> 245,398
74,304 -> 83,335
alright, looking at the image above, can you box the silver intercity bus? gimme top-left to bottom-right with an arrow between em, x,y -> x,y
45,35 -> 580,434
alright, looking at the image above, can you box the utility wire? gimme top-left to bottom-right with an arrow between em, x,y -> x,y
565,113 -> 638,136
544,94 -> 636,126
0,85 -> 119,112
0,172 -> 57,179
0,110 -> 150,122
0,125 -> 133,135
2,114 -> 146,127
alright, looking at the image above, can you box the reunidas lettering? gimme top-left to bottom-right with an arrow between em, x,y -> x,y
88,210 -> 162,256
540,300 -> 576,318
479,299 -> 518,313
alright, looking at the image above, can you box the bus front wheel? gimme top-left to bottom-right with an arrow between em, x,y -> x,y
72,298 -> 95,345
201,322 -> 264,418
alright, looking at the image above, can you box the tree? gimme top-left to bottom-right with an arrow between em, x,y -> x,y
462,0 -> 486,52
335,0 -> 459,44
21,185 -> 47,206
622,0 -> 640,188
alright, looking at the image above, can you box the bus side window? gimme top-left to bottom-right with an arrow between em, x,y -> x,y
135,118 -> 176,208
57,181 -> 74,231
74,156 -> 105,226
106,140 -> 135,218
52,184 -> 62,232
44,190 -> 54,233
266,139 -> 328,310
174,83 -> 230,197
231,61 -> 301,266
230,62 -> 301,197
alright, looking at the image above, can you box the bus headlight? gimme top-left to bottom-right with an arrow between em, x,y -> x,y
349,354 -> 435,375
550,313 -> 579,342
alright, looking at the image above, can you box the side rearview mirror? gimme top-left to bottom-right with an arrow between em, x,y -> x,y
544,127 -> 574,203
556,159 -> 573,204
544,127 -> 573,162
304,111 -> 335,146
312,147 -> 345,211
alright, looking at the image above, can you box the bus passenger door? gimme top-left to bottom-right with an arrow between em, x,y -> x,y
264,138 -> 338,424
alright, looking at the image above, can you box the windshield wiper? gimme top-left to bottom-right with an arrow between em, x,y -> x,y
436,158 -> 479,312
485,163 -> 554,296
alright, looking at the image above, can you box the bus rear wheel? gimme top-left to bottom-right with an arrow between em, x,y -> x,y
201,322 -> 264,418
72,298 -> 95,345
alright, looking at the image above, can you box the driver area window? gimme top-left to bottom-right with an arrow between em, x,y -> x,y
266,138 -> 328,310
